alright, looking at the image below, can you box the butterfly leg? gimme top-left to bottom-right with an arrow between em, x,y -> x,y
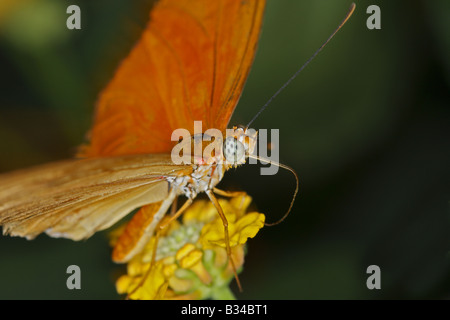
126,226 -> 163,300
159,198 -> 193,229
206,189 -> 243,292
213,188 -> 247,198
213,188 -> 247,209
170,195 -> 178,216
126,197 -> 193,299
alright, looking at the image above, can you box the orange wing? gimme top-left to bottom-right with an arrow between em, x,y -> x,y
0,154 -> 192,240
81,0 -> 266,157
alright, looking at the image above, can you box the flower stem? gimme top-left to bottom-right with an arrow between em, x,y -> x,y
211,286 -> 236,300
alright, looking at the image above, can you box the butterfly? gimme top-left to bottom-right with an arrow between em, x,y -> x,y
0,0 -> 270,279
0,0 -> 355,289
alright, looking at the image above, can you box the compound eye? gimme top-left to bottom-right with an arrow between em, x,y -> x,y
223,137 -> 245,164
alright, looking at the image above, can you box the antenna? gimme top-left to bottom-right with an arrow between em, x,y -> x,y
246,3 -> 356,128
247,154 -> 299,226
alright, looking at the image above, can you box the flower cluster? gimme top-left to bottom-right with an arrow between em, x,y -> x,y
112,195 -> 265,300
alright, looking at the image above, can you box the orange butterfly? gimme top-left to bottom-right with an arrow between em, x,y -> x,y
0,0 -> 268,281
0,0 -> 355,290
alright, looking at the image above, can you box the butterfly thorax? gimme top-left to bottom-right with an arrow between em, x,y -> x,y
166,163 -> 225,199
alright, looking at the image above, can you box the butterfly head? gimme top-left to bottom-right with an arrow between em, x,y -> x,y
222,126 -> 258,167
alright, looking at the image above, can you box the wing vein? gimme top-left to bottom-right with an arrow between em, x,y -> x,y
209,0 -> 223,126
216,0 -> 262,126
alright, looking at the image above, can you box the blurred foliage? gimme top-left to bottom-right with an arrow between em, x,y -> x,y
0,0 -> 448,299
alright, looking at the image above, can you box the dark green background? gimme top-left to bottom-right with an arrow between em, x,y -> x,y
0,0 -> 449,299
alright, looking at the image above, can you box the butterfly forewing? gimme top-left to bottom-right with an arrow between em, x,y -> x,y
0,154 -> 191,240
81,0 -> 266,157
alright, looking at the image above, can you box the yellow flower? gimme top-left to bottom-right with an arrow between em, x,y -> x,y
113,194 -> 265,300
